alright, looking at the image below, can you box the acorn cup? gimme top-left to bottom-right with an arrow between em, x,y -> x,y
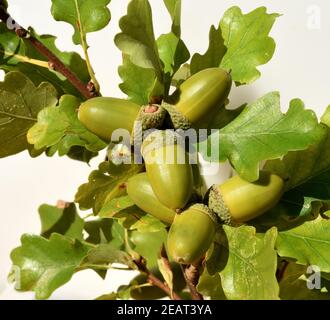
141,130 -> 194,211
167,67 -> 232,129
167,204 -> 218,265
206,171 -> 284,225
126,172 -> 176,225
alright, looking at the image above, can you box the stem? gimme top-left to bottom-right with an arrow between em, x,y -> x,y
181,263 -> 204,300
276,260 -> 289,282
1,50 -> 49,68
0,4 -> 97,99
134,258 -> 182,301
75,0 -> 100,93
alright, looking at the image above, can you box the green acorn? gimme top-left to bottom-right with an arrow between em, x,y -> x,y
141,130 -> 194,210
167,204 -> 217,265
169,68 -> 232,128
78,97 -> 140,142
206,171 -> 284,224
126,173 -> 176,225
78,98 -> 167,143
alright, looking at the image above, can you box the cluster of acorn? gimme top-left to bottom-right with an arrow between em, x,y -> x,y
78,68 -> 284,269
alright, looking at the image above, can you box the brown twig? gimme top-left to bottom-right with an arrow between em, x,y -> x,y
134,257 -> 182,300
276,259 -> 289,282
182,263 -> 204,300
0,3 -> 97,99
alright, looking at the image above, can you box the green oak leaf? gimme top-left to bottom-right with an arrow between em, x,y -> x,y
84,219 -> 125,249
279,263 -> 330,300
98,195 -> 135,218
265,112 -> 330,191
163,0 -> 181,37
197,268 -> 226,300
276,215 -> 330,273
51,0 -> 111,45
82,243 -> 135,270
39,202 -> 84,240
171,63 -> 190,87
27,94 -> 106,156
75,161 -> 142,214
214,226 -> 279,300
157,32 -> 190,82
118,55 -> 162,105
114,207 -> 166,233
200,93 -> 323,182
114,0 -> 163,83
129,229 -> 167,268
0,25 -> 89,97
190,25 -> 227,75
0,72 -> 57,158
95,292 -> 117,300
9,233 -> 90,300
220,6 -> 280,84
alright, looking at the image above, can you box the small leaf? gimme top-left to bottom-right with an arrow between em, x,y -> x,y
276,215 -> 330,273
0,72 -> 57,158
200,93 -> 323,181
27,94 -> 107,155
98,196 -> 135,218
10,234 -> 90,300
171,63 -> 190,87
279,263 -> 330,300
82,243 -> 135,269
51,0 -> 111,45
163,0 -> 181,36
112,206 -> 167,233
39,202 -> 84,240
84,219 -> 125,249
129,229 -> 167,269
216,226 -> 279,300
157,32 -> 190,77
220,6 -> 280,84
118,55 -> 161,105
95,292 -> 117,300
190,25 -> 227,75
115,0 -> 163,83
265,122 -> 330,191
75,161 -> 142,214
197,267 -> 226,300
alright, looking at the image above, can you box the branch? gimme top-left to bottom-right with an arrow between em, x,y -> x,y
182,263 -> 204,300
0,4 -> 97,99
134,258 -> 182,301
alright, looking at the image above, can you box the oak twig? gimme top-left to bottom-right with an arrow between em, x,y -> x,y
134,258 -> 182,301
182,263 -> 204,300
0,3 -> 97,99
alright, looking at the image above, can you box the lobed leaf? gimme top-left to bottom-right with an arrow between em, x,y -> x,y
27,94 -> 107,156
220,6 -> 280,84
276,215 -> 330,273
51,0 -> 111,45
10,233 -> 91,300
0,72 -> 57,158
200,93 -> 323,182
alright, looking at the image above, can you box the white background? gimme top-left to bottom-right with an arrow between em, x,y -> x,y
0,0 -> 330,300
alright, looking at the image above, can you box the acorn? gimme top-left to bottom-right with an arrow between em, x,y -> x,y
167,204 -> 217,265
141,130 -> 194,211
206,171 -> 284,225
169,68 -> 232,128
126,173 -> 176,225
78,97 -> 167,142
